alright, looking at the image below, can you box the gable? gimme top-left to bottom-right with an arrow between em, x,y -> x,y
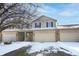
32,15 -> 57,23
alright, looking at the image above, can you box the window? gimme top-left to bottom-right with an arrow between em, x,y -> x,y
46,22 -> 53,27
35,22 -> 41,28
51,22 -> 53,27
46,22 -> 48,27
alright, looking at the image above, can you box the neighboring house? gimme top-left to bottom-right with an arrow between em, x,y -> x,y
2,15 -> 79,42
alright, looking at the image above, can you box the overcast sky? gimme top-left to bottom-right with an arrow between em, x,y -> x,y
39,3 -> 79,25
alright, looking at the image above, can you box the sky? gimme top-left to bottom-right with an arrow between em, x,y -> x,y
39,3 -> 79,25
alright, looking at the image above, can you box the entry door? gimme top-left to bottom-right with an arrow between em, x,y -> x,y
17,32 -> 25,41
26,32 -> 33,41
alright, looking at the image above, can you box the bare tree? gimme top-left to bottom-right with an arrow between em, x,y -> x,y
0,3 -> 41,40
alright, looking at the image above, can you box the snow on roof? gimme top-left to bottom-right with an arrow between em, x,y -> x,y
57,24 -> 79,29
3,27 -> 57,32
3,26 -> 79,32
3,24 -> 79,32
58,24 -> 79,26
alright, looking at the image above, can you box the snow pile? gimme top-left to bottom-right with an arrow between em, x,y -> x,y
0,42 -> 31,55
27,42 -> 79,56
27,42 -> 58,53
26,42 -> 71,56
36,53 -> 43,56
58,42 -> 79,56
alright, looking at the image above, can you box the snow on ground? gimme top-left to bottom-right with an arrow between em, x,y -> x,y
27,42 -> 79,56
57,42 -> 79,56
0,42 -> 79,56
27,42 -> 72,55
27,42 -> 58,53
0,42 -> 31,55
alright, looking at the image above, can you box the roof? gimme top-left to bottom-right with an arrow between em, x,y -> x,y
3,28 -> 56,32
58,24 -> 79,27
3,26 -> 79,32
57,24 -> 79,29
32,15 -> 57,23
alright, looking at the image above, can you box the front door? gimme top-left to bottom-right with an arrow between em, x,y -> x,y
17,32 -> 25,41
26,32 -> 33,41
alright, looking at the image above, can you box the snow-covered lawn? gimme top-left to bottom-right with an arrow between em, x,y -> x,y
0,42 -> 79,56
58,42 -> 79,56
0,42 -> 31,55
26,42 -> 78,56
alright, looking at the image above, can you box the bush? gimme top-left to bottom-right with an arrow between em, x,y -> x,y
4,41 -> 12,44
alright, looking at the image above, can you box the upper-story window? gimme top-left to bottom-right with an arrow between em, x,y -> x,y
46,22 -> 48,27
35,22 -> 41,28
46,22 -> 53,27
51,22 -> 53,27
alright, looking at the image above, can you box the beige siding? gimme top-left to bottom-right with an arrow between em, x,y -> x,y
33,30 -> 55,42
2,31 -> 17,42
32,16 -> 56,28
60,29 -> 79,42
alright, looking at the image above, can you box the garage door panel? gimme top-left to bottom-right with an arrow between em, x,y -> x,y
60,29 -> 79,42
34,30 -> 55,42
2,32 -> 16,42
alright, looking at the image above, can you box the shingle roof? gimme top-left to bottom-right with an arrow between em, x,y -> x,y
57,24 -> 79,29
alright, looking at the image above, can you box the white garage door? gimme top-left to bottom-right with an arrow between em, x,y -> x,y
2,31 -> 17,42
60,29 -> 79,42
33,30 -> 55,42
